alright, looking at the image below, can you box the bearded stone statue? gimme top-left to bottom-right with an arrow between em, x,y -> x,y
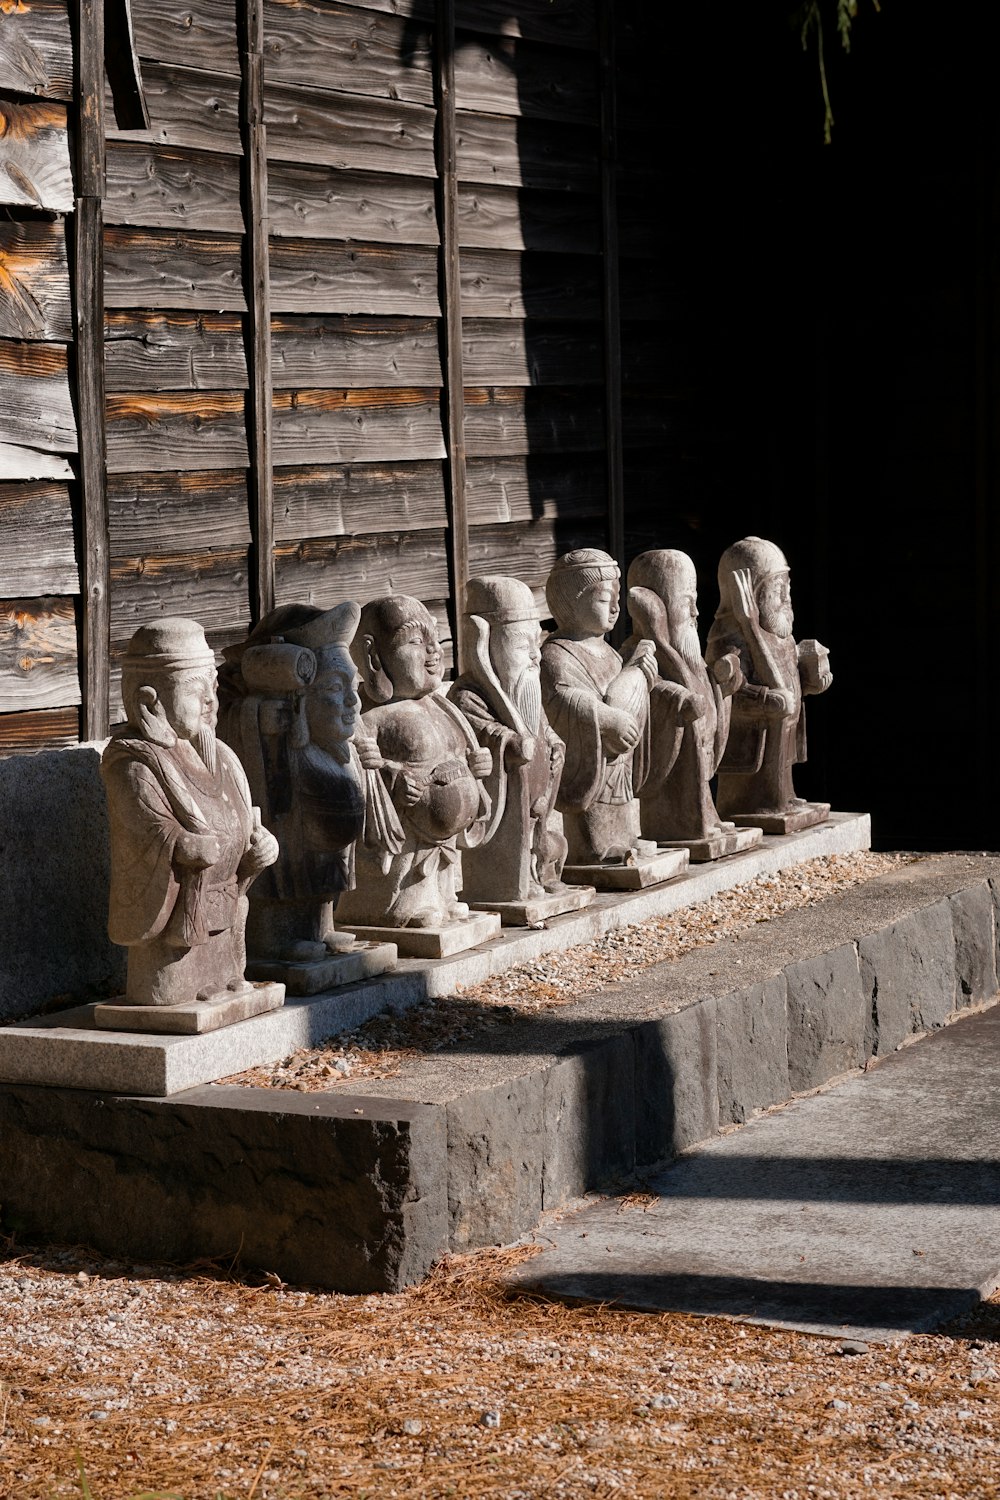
706,536 -> 833,834
449,575 -> 594,924
334,595 -> 501,957
540,548 -> 689,890
96,617 -> 283,1034
622,549 -> 763,861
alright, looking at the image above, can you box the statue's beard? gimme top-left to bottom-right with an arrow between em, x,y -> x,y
512,666 -> 542,735
194,723 -> 218,774
673,619 -> 704,669
760,603 -> 794,639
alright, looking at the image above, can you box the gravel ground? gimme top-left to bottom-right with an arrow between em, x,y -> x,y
1,1231 -> 999,1500
229,851 -> 907,1092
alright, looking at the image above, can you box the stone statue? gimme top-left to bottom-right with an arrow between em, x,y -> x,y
216,603 -> 397,994
622,549 -> 763,862
540,549 -> 688,889
335,595 -> 502,956
706,536 -> 833,834
449,575 -> 594,924
96,617 -> 283,1034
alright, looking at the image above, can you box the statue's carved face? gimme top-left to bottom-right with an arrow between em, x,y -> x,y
570,579 -> 619,638
157,668 -> 218,742
756,571 -> 794,639
306,648 -> 361,755
489,619 -> 542,693
381,613 -> 443,699
666,587 -> 702,665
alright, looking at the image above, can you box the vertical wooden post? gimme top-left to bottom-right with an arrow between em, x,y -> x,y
74,0 -> 110,738
240,0 -> 275,623
434,0 -> 470,670
599,0 -> 625,593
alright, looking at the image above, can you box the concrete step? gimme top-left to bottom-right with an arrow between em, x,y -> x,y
505,1002 -> 1000,1343
0,853 -> 997,1292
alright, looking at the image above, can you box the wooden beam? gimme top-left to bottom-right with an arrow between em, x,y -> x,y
74,0 -> 110,738
598,0 -> 625,605
434,0 -> 470,668
239,0 -> 275,621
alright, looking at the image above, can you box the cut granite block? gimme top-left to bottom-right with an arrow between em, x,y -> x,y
785,943 -> 867,1092
716,974 -> 789,1124
542,1033 -> 636,1208
635,998 -> 718,1168
859,902 -> 958,1054
949,884 -> 998,1007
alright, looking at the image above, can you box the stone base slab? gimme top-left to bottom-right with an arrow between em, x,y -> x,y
248,943 -> 397,996
471,887 -> 596,927
656,826 -> 764,864
341,911 -> 501,959
730,802 -> 831,835
563,847 -> 688,890
93,982 -> 285,1035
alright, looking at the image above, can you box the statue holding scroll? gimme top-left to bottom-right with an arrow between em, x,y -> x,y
622,549 -> 763,861
706,536 -> 833,834
97,617 -> 282,1032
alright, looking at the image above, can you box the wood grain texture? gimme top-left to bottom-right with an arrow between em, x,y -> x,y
263,0 -> 433,104
269,237 -> 439,314
0,216 -> 72,340
455,0 -> 596,49
105,391 -> 249,472
457,182 -> 599,253
104,310 -> 248,390
0,481 -> 78,595
463,386 -> 604,456
454,33 -> 598,124
459,248 -> 600,319
467,518 -> 606,589
130,0 -> 240,77
272,315 -> 442,387
0,339 -> 77,452
0,0 -> 74,101
0,441 -> 73,479
274,527 -> 450,607
0,597 -> 81,711
105,62 -> 242,154
461,319 -> 602,386
0,98 -> 73,212
0,706 -> 79,753
272,386 -> 445,464
105,141 -> 244,232
273,458 -> 447,540
456,111 -> 598,192
105,0 -> 151,129
268,161 -> 439,245
110,547 -> 251,644
103,226 -> 246,310
264,83 -> 436,178
107,470 -> 251,555
464,453 -> 605,525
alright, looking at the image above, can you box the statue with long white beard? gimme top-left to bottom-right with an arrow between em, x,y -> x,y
449,576 -> 594,924
622,549 -> 763,861
96,618 -> 283,1033
706,537 -> 833,834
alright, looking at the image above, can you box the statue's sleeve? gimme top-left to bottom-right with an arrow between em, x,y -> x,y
540,645 -> 606,813
102,750 -> 182,947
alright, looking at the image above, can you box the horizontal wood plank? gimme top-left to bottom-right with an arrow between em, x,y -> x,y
459,249 -> 600,319
269,162 -> 438,245
110,547 -> 251,644
104,226 -> 246,311
457,111 -> 598,192
463,386 -> 604,456
104,62 -> 243,155
461,319 -> 602,386
108,469 -> 251,554
274,527 -> 450,607
272,386 -> 445,464
274,458 -> 447,540
0,339 -> 77,453
105,142 -> 244,232
265,82 -> 436,178
464,453 -> 606,525
104,310 -> 248,390
0,597 -> 80,711
458,183 -> 599,254
0,0 -> 74,101
0,441 -> 74,480
130,0 -> 240,77
105,392 -> 249,472
0,706 -> 80,754
0,98 -> 73,213
269,237 -> 440,315
456,0 -> 596,49
468,518 -> 607,591
272,315 -> 442,387
0,482 -> 78,595
263,0 -> 433,105
0,216 -> 72,340
455,33 -> 598,125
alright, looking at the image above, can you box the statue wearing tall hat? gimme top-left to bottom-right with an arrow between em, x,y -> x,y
449,575 -> 594,924
706,536 -> 833,834
217,602 -> 397,993
96,617 -> 283,1033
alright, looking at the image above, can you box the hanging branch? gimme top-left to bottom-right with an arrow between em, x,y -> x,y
795,0 -> 881,143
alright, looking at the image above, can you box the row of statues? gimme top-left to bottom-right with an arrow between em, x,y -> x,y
95,538 -> 832,1032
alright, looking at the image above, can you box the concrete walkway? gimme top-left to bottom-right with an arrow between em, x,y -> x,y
507,1002 -> 1000,1342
